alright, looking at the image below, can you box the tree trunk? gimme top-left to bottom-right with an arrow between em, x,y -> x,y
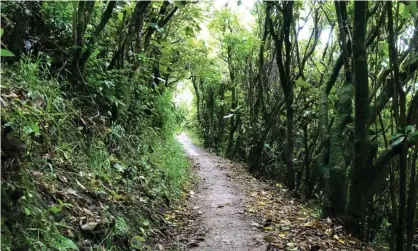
215,82 -> 226,154
78,1 -> 116,72
192,77 -> 202,125
386,2 -> 408,250
325,1 -> 353,216
266,1 -> 295,190
227,58 -> 237,157
285,92 -> 295,190
346,1 -> 372,240
406,145 -> 418,251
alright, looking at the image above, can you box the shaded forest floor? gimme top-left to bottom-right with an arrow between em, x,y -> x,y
159,133 -> 374,251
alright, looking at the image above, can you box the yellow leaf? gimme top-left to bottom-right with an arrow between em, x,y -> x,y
333,234 -> 345,244
279,233 -> 286,238
301,221 -> 314,227
264,226 -> 273,231
258,201 -> 265,206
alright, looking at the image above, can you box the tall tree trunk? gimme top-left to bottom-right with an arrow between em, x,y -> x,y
192,77 -> 202,125
227,86 -> 237,157
215,82 -> 226,153
227,45 -> 237,157
386,2 -> 408,250
346,1 -> 371,239
284,2 -> 295,190
266,1 -> 295,190
248,9 -> 269,172
204,88 -> 215,148
325,1 -> 353,216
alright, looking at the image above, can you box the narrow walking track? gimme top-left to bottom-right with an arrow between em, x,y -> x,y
176,133 -> 266,251
169,133 -> 371,251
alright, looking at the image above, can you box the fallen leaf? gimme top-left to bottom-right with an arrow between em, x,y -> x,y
82,208 -> 94,216
76,179 -> 86,190
58,175 -> 68,183
80,221 -> 98,231
333,234 -> 345,244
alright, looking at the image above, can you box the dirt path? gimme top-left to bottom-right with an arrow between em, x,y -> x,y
169,133 -> 371,251
176,133 -> 266,251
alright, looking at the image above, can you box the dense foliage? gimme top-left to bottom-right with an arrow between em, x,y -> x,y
189,1 -> 418,250
2,1 -> 418,250
1,1 -> 201,250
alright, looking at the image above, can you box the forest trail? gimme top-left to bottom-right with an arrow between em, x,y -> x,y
176,133 -> 266,251
171,133 -> 372,251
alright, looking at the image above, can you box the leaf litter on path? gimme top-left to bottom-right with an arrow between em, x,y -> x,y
160,134 -> 373,251
227,162 -> 374,251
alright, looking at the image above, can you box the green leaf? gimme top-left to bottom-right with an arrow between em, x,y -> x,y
114,163 -> 125,172
390,132 -> 404,140
117,12 -> 124,21
1,48 -> 14,57
24,207 -> 31,215
55,235 -> 79,250
390,136 -> 405,148
91,48 -> 101,59
150,23 -> 159,29
406,125 -> 415,134
31,123 -> 40,133
130,235 -> 146,249
410,131 -> 418,142
411,2 -> 418,13
295,79 -> 310,88
142,219 -> 150,227
49,204 -> 62,214
405,2 -> 417,17
0,28 -> 3,37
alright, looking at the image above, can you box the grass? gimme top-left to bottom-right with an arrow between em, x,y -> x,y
184,129 -> 203,147
1,55 -> 192,250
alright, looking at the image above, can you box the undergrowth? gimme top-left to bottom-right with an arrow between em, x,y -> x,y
1,55 -> 191,250
183,129 -> 203,147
